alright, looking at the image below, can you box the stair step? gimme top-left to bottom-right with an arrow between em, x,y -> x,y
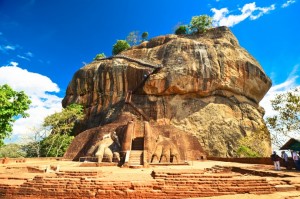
129,150 -> 143,165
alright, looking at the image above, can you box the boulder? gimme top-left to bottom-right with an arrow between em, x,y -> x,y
63,26 -> 272,157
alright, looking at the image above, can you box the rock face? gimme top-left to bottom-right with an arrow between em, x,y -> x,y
63,26 -> 272,157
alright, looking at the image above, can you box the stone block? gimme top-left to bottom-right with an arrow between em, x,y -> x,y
275,185 -> 296,192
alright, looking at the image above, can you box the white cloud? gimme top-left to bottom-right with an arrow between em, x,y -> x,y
260,64 -> 299,118
26,52 -> 34,57
211,2 -> 275,27
259,65 -> 300,149
4,45 -> 16,50
0,45 -> 18,53
282,0 -> 296,8
17,54 -> 31,61
0,62 -> 62,143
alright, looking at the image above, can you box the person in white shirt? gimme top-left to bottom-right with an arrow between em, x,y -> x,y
292,151 -> 300,170
281,151 -> 289,169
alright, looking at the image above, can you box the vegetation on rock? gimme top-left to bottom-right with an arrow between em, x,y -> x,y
236,126 -> 270,157
141,32 -> 149,41
126,31 -> 140,46
112,40 -> 130,55
266,88 -> 300,147
175,25 -> 188,35
94,53 -> 106,60
0,84 -> 31,147
189,15 -> 212,33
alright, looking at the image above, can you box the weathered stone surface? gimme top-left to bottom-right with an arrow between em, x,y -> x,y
64,113 -> 206,162
63,26 -> 272,157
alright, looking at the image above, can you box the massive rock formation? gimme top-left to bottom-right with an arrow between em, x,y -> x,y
63,26 -> 272,158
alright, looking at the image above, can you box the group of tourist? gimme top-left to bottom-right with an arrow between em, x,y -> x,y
271,151 -> 300,171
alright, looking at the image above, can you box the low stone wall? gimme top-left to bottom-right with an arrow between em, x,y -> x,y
207,157 -> 274,165
207,157 -> 296,167
0,157 -> 64,164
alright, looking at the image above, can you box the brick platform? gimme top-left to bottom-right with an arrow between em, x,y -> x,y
1,160 -> 300,199
0,169 -> 278,198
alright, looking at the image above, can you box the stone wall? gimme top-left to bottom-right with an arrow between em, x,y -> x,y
207,157 -> 296,167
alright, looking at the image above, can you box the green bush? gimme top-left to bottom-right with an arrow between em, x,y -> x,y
236,145 -> 260,157
190,15 -> 212,34
94,53 -> 106,60
112,40 -> 130,55
175,25 -> 187,35
141,32 -> 149,41
40,134 -> 74,157
0,144 -> 26,158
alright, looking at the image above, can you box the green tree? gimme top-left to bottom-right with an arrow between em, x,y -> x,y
40,134 -> 74,157
126,31 -> 140,46
42,104 -> 84,157
175,25 -> 188,35
44,104 -> 83,136
0,143 -> 26,158
0,84 -> 31,146
112,40 -> 130,55
141,32 -> 149,41
189,15 -> 212,34
94,53 -> 106,60
266,88 -> 300,147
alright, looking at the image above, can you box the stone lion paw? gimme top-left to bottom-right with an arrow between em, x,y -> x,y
151,135 -> 179,163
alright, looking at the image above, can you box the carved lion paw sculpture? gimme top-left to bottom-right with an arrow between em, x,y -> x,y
90,132 -> 121,163
151,135 -> 179,163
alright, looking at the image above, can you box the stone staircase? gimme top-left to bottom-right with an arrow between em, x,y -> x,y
128,150 -> 143,166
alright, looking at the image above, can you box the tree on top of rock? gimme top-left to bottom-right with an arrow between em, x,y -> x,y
266,88 -> 300,147
126,31 -> 140,46
175,25 -> 188,35
189,15 -> 212,34
112,40 -> 131,55
141,32 -> 149,41
94,53 -> 106,60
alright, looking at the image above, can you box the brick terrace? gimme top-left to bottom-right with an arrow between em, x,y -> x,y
0,159 -> 300,199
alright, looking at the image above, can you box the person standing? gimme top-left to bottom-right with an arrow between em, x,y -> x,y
281,151 -> 289,169
292,151 -> 300,170
271,151 -> 281,171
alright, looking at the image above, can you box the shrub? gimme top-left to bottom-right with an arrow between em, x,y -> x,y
175,25 -> 187,35
112,40 -> 130,55
236,145 -> 260,157
141,32 -> 149,41
0,144 -> 26,158
190,15 -> 212,34
94,53 -> 106,60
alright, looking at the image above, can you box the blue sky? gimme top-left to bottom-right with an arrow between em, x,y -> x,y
0,0 -> 299,144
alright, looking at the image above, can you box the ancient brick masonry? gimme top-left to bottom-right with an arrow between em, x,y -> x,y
0,170 -> 277,199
